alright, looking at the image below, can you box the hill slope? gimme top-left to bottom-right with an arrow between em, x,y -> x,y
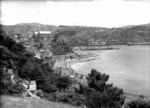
1,23 -> 150,46
1,23 -> 58,38
0,95 -> 80,108
54,24 -> 150,46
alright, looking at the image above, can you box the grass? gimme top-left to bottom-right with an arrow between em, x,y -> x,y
0,95 -> 80,108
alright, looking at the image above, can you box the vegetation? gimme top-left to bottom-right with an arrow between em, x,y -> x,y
0,29 -> 57,95
51,34 -> 73,55
3,27 -> 149,108
0,30 -> 126,107
83,69 -> 125,108
125,99 -> 150,108
2,23 -> 150,47
56,76 -> 72,92
45,92 -> 86,106
52,24 -> 150,46
1,95 -> 80,108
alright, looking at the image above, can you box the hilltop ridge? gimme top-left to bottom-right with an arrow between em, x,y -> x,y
1,23 -> 150,46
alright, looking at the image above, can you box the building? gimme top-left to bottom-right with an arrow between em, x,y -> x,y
22,80 -> 37,92
14,34 -> 22,43
29,81 -> 37,91
7,69 -> 16,84
33,31 -> 53,43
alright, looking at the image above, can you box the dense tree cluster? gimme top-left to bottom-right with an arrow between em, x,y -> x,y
82,69 -> 125,108
0,30 -> 57,94
56,76 -> 72,92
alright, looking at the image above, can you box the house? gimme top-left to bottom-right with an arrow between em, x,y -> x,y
7,69 -> 13,75
14,34 -> 22,43
21,80 -> 40,98
34,51 -> 42,59
14,34 -> 22,39
22,80 -> 37,92
6,69 -> 16,84
29,81 -> 37,91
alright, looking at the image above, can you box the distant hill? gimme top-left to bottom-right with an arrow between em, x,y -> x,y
1,23 -> 150,46
1,23 -> 73,55
54,24 -> 150,46
1,23 -> 58,38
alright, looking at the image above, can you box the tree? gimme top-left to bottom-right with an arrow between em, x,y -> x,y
37,80 -> 57,93
86,69 -> 109,92
0,69 -> 13,94
0,30 -> 58,95
56,76 -> 72,92
85,69 -> 125,108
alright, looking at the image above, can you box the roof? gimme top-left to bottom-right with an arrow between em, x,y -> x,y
34,31 -> 51,35
34,52 -> 41,59
7,69 -> 13,74
30,81 -> 36,85
23,80 -> 36,85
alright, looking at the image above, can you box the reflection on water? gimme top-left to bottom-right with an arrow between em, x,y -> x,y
77,46 -> 150,96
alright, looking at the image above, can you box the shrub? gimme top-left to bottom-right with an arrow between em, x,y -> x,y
56,76 -> 72,92
46,92 -> 86,106
125,99 -> 150,108
10,82 -> 26,95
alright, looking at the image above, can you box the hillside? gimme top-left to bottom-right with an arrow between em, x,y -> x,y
0,95 -> 80,108
1,23 -> 150,46
54,24 -> 150,46
1,23 -> 58,38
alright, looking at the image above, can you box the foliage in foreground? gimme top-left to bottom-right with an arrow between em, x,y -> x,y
0,30 -> 57,94
83,69 -> 125,108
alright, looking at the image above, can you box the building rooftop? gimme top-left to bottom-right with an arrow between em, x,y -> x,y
34,31 -> 51,35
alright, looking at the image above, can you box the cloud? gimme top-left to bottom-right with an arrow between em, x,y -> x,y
1,0 -> 150,27
125,0 -> 150,1
38,0 -> 150,27
50,0 -> 94,1
1,0 -> 94,1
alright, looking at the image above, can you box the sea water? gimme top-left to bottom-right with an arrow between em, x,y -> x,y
77,46 -> 150,96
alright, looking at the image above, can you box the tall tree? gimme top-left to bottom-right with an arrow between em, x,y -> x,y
56,76 -> 72,92
85,69 -> 125,108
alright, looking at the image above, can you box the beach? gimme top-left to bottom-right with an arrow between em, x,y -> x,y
71,46 -> 150,97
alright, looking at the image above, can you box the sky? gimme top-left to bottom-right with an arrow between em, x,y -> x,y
1,0 -> 150,28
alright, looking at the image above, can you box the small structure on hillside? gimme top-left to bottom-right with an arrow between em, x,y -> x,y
33,31 -> 52,42
14,34 -> 22,43
21,80 -> 40,98
22,80 -> 37,92
29,81 -> 37,91
7,69 -> 13,75
7,69 -> 16,84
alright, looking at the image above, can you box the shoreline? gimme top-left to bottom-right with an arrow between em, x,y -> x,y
69,47 -> 150,102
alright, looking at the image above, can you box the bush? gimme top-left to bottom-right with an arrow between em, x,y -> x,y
46,92 -> 86,106
125,99 -> 150,108
10,82 -> 26,95
0,70 -> 14,95
56,76 -> 72,92
38,82 -> 57,93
